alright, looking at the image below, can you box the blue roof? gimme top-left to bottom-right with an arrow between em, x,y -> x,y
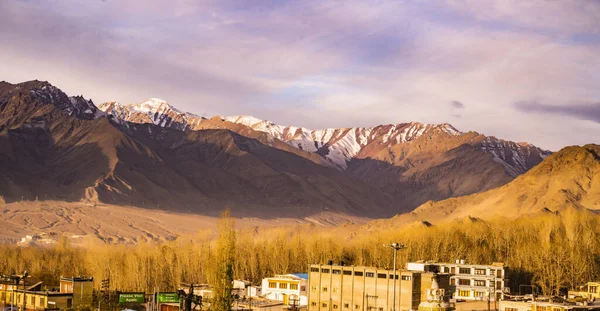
292,273 -> 308,280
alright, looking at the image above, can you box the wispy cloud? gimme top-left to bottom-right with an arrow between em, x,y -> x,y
515,101 -> 600,124
0,0 -> 599,150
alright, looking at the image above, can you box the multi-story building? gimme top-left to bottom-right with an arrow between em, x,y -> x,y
569,282 -> 600,301
261,274 -> 308,306
407,260 -> 507,301
308,263 -> 450,311
59,276 -> 94,308
500,297 -> 600,311
0,275 -> 93,311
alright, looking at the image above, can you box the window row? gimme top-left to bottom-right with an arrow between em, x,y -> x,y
310,269 -> 411,280
268,282 -> 300,290
458,290 -> 487,297
311,302 -> 361,309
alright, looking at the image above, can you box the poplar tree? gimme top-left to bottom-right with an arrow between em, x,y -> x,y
211,208 -> 236,311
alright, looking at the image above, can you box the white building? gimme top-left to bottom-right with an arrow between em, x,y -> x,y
248,285 -> 263,298
261,274 -> 308,306
407,260 -> 508,301
233,280 -> 251,297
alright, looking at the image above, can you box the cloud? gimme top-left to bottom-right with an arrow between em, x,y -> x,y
515,101 -> 600,124
450,101 -> 465,109
0,0 -> 599,151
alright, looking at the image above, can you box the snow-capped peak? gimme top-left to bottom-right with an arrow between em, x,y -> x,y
98,98 -> 205,130
222,116 -> 463,168
223,115 -> 267,127
132,98 -> 183,114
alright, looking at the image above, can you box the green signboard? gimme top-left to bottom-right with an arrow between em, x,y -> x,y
119,293 -> 145,303
157,293 -> 180,303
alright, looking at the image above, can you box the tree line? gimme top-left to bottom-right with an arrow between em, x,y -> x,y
1,209 -> 599,297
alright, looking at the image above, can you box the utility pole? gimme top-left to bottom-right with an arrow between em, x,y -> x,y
493,273 -> 498,311
385,243 -> 405,311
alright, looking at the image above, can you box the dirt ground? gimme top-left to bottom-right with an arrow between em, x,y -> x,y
0,200 -> 368,245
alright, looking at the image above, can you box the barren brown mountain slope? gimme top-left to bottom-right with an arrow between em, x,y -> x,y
388,144 -> 600,225
101,96 -> 550,213
346,131 -> 517,210
0,81 -> 392,217
184,117 -> 548,212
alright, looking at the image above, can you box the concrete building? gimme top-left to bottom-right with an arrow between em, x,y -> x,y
0,275 -> 93,311
569,282 -> 600,301
500,297 -> 600,311
261,274 -> 308,306
233,280 -> 251,297
407,260 -> 507,301
308,263 -> 450,311
58,276 -> 94,308
248,286 -> 263,298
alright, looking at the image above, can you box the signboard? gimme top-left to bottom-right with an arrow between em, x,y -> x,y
157,293 -> 180,303
119,293 -> 145,303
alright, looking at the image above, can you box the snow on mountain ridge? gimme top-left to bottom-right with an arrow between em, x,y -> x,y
99,98 -> 205,130
97,97 -> 548,175
223,115 -> 464,168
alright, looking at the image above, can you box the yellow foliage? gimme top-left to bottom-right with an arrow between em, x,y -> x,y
0,211 -> 598,296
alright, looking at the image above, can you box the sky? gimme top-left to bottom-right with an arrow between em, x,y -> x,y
1,0 -> 599,151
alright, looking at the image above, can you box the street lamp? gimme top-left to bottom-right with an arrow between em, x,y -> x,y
384,243 -> 405,311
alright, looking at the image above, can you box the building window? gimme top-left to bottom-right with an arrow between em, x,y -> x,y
459,290 -> 470,297
269,282 -> 277,288
311,302 -> 317,307
475,269 -> 486,275
379,308 -> 384,311
322,269 -> 330,273
279,283 -> 288,289
459,268 -> 471,274
343,270 -> 352,275
474,292 -> 485,297
505,308 -> 518,311
333,270 -> 341,275
366,272 -> 375,278
344,304 -> 350,308
322,303 -> 328,308
401,276 -> 411,281
354,272 -> 363,277
290,284 -> 298,290
30,296 -> 34,304
390,274 -> 398,279
475,280 -> 486,287
312,286 -> 317,291
333,305 -> 339,309
333,288 -> 339,293
323,287 -> 328,292
311,267 -> 320,272
590,286 -> 598,293
378,273 -> 387,279
40,297 -> 45,307
355,305 -> 360,309
458,279 -> 471,286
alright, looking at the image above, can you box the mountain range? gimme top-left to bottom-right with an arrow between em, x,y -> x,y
0,80 -> 553,218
